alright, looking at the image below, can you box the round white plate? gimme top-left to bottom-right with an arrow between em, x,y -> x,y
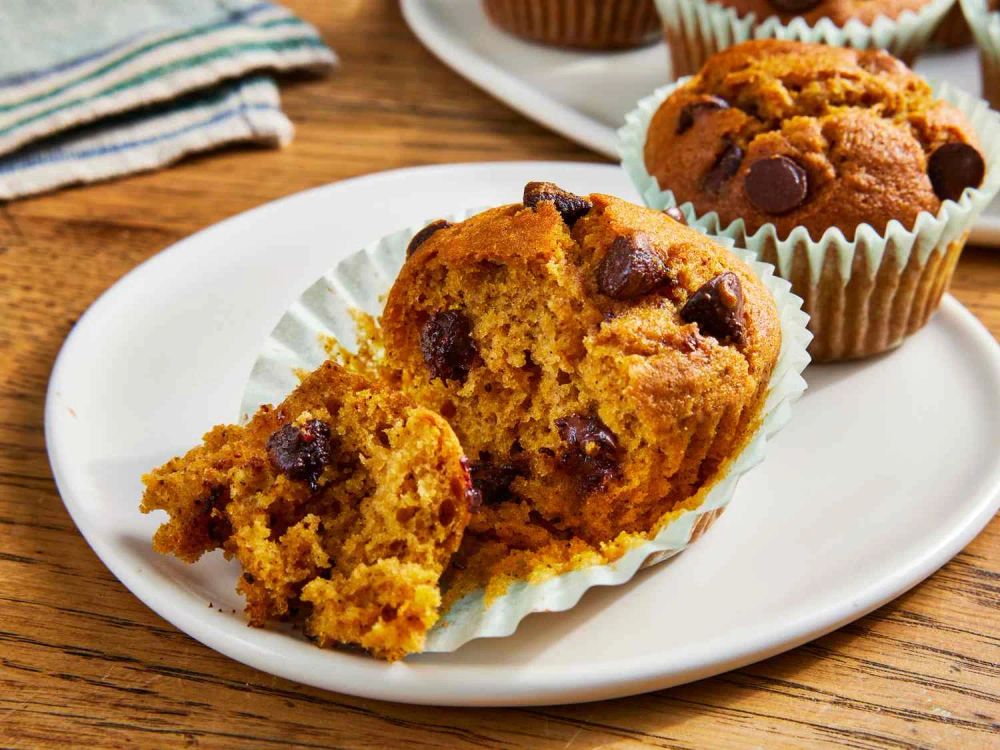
401,0 -> 1000,246
46,162 -> 1000,707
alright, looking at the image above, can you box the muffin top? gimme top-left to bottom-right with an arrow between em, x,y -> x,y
717,0 -> 931,25
643,40 -> 985,240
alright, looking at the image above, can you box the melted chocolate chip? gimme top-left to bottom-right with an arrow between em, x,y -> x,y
664,206 -> 687,224
420,310 -> 479,383
769,0 -> 821,11
523,181 -> 592,226
703,142 -> 744,194
266,420 -> 334,491
745,155 -> 809,215
928,142 -> 985,202
680,272 -> 746,346
555,413 -> 621,493
469,454 -> 527,506
406,219 -> 451,257
195,486 -> 232,545
596,233 -> 671,300
676,95 -> 729,135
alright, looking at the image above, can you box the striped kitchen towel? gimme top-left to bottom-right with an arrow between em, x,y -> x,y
0,0 -> 336,200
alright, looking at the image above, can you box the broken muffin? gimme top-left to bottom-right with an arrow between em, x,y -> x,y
141,361 -> 473,661
380,183 -> 782,598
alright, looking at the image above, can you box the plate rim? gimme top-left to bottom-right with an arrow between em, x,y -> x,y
44,162 -> 1000,706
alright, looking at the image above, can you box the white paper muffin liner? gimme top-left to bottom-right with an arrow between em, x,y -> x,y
961,0 -> 1000,108
618,78 -> 1000,359
654,0 -> 955,77
241,207 -> 811,654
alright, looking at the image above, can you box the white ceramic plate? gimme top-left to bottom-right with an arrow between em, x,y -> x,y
401,0 -> 1000,246
46,162 -> 1000,707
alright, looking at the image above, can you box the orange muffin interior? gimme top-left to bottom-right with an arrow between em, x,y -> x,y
141,361 -> 473,661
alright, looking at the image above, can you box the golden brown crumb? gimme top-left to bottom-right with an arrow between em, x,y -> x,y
140,361 -> 472,661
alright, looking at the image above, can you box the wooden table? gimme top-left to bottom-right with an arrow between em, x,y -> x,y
2,3 -> 997,747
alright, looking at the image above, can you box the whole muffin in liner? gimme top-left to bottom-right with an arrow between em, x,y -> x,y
961,0 -> 1000,108
241,207 -> 810,654
483,0 -> 660,50
619,79 -> 1000,361
654,0 -> 955,77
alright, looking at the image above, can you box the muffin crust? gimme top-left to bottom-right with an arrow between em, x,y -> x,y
644,40 -> 983,240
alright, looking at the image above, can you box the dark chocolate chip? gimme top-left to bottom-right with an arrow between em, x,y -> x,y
406,219 -> 451,257
596,233 -> 671,300
769,0 -> 821,11
523,181 -> 592,226
664,206 -> 687,224
469,454 -> 527,506
745,155 -> 809,215
438,499 -> 457,526
928,142 -> 985,202
196,486 -> 232,545
703,142 -> 744,194
680,272 -> 746,346
555,413 -> 621,493
420,310 -> 479,384
266,419 -> 334,491
676,95 -> 729,135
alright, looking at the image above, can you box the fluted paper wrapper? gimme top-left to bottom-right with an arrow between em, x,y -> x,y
655,0 -> 954,77
619,79 -> 1000,361
241,209 -> 810,653
961,0 -> 1000,108
483,0 -> 660,50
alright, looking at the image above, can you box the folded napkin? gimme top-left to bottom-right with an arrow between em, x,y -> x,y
0,0 -> 336,199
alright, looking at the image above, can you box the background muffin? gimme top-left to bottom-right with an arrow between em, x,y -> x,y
483,0 -> 660,49
655,0 -> 954,77
623,40 -> 995,361
961,0 -> 1000,108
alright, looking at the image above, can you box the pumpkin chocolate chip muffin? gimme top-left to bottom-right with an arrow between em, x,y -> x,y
632,39 -> 992,361
380,183 -> 781,597
141,361 -> 473,661
644,40 -> 984,241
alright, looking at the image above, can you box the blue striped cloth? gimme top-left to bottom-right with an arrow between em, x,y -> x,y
0,0 -> 335,199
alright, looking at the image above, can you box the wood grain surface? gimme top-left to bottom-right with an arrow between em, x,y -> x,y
1,2 -> 998,748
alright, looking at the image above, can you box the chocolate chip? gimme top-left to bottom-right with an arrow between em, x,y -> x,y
745,155 -> 809,215
596,233 -> 671,300
769,0 -> 821,11
555,413 -> 621,493
266,420 -> 334,491
680,272 -> 746,346
406,219 -> 451,257
703,142 -> 744,194
196,486 -> 232,545
420,310 -> 479,383
928,142 -> 985,202
664,206 -> 686,224
523,181 -> 592,226
469,454 -> 527,506
676,95 -> 729,135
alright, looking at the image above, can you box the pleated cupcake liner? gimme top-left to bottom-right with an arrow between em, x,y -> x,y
618,79 -> 1000,361
482,0 -> 661,50
960,0 -> 1000,108
241,207 -> 811,654
653,0 -> 955,77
